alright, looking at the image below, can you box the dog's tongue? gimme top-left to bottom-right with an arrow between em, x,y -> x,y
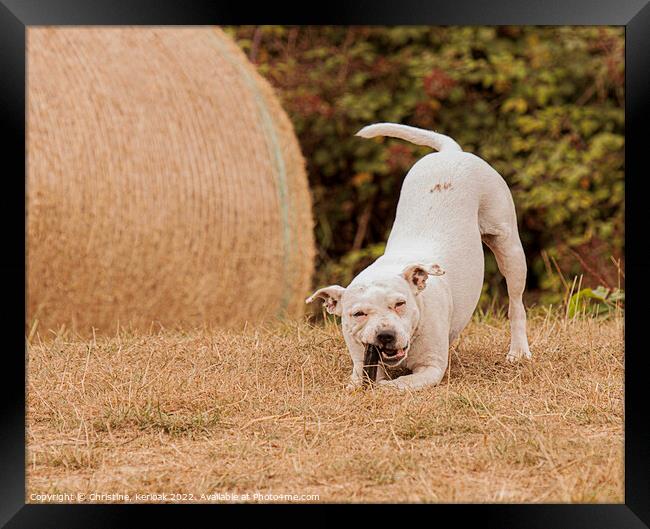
394,348 -> 406,359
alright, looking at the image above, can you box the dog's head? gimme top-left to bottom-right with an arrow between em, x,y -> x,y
306,263 -> 444,368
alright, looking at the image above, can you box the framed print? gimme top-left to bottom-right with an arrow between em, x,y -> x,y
1,0 -> 648,526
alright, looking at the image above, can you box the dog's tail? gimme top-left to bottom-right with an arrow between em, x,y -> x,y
355,123 -> 462,152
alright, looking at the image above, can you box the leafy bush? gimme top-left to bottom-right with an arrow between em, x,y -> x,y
226,26 -> 624,305
568,285 -> 624,318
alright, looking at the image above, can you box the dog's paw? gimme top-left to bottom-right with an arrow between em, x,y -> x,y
346,380 -> 364,391
506,344 -> 532,362
377,379 -> 410,392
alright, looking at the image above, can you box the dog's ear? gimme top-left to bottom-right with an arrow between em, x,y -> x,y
401,263 -> 445,294
305,285 -> 346,316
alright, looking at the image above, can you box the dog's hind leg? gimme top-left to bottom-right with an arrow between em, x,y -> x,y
482,229 -> 532,361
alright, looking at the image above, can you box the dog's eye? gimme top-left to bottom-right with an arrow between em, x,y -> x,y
352,311 -> 367,318
394,301 -> 406,308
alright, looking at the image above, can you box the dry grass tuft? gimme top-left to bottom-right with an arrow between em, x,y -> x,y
27,310 -> 624,503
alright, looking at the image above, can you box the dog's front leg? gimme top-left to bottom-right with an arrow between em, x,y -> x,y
378,364 -> 446,391
346,360 -> 365,389
345,342 -> 367,390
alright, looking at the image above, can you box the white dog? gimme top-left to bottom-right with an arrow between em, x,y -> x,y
306,123 -> 532,391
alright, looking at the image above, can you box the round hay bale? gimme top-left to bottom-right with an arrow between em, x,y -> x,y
27,27 -> 315,333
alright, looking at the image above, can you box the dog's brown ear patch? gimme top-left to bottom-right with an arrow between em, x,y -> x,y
305,285 -> 346,316
401,263 -> 445,293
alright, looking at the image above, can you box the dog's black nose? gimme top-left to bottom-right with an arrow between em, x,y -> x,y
377,331 -> 396,346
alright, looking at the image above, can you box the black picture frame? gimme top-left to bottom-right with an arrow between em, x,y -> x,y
2,1 -> 647,526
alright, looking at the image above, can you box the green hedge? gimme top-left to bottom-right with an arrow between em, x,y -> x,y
226,26 -> 624,306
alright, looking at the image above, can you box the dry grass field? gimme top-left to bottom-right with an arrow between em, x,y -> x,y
27,309 -> 624,503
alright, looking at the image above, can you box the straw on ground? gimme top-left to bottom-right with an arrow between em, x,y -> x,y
27,310 -> 623,503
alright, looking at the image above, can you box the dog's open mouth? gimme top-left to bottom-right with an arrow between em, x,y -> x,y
377,345 -> 408,364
